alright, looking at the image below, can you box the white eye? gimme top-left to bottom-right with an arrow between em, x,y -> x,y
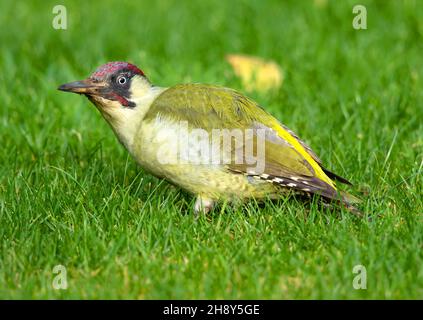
117,75 -> 127,85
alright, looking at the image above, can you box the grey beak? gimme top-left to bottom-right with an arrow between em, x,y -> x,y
58,79 -> 106,95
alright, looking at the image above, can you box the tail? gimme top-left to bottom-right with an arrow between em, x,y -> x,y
321,168 -> 363,216
340,190 -> 362,205
339,190 -> 363,217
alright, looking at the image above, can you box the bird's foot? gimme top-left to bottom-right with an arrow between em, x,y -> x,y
194,196 -> 215,216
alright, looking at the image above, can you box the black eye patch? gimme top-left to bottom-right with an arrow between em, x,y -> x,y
110,71 -> 133,98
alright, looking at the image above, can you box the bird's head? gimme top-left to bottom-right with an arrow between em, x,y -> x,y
59,61 -> 153,115
59,61 -> 159,148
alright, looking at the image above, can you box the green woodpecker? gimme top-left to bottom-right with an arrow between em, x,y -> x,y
59,61 -> 359,214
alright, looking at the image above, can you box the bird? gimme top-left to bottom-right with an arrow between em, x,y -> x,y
58,61 -> 360,215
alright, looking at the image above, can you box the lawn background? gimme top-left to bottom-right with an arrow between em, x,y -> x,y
0,0 -> 422,299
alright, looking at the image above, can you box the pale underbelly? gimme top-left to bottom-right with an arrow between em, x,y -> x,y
129,121 -> 278,200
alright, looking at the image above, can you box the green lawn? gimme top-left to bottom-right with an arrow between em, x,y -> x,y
0,0 -> 422,299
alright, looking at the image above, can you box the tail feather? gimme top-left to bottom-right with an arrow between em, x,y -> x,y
322,168 -> 352,185
230,168 -> 363,216
248,171 -> 363,216
338,190 -> 363,217
340,190 -> 362,205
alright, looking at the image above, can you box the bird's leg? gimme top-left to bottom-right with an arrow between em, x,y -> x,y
194,195 -> 215,215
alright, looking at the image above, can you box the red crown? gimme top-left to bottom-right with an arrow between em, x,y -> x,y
90,61 -> 144,80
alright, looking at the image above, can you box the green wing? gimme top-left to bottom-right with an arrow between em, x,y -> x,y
145,84 -> 264,129
145,84 -> 345,200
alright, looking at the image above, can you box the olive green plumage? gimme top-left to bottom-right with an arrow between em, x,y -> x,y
137,84 -> 359,210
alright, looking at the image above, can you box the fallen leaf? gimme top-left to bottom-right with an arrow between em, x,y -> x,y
226,54 -> 283,92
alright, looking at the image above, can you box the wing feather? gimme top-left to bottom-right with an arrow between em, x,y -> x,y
145,84 -> 346,199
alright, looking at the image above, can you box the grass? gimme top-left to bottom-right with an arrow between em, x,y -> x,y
0,0 -> 422,299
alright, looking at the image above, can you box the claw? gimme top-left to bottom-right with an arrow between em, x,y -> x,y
194,196 -> 215,215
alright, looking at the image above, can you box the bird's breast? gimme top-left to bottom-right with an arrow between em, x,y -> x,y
129,119 -> 275,198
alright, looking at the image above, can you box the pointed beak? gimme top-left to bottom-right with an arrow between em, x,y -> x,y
58,79 -> 107,95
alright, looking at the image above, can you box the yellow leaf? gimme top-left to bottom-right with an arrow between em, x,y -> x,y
226,54 -> 283,92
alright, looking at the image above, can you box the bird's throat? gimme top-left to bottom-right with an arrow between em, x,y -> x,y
91,86 -> 167,154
